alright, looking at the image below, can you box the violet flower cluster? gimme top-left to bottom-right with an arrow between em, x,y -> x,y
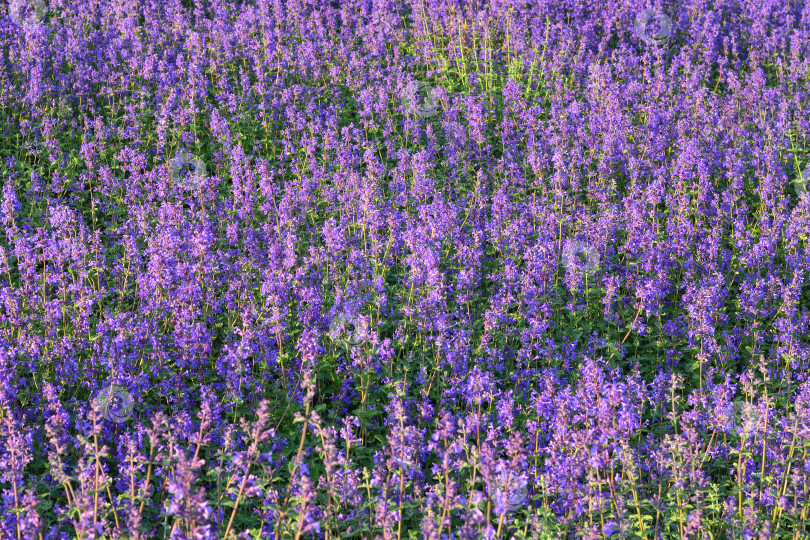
1,0 -> 810,538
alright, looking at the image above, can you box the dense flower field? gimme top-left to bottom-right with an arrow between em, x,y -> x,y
1,0 -> 810,538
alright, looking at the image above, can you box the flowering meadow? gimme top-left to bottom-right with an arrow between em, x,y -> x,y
1,0 -> 810,538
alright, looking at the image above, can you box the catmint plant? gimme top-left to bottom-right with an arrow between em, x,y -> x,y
1,0 -> 810,537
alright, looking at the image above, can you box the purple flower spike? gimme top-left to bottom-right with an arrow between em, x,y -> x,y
603,521 -> 620,537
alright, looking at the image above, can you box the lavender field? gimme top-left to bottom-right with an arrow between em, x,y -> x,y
1,0 -> 810,538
